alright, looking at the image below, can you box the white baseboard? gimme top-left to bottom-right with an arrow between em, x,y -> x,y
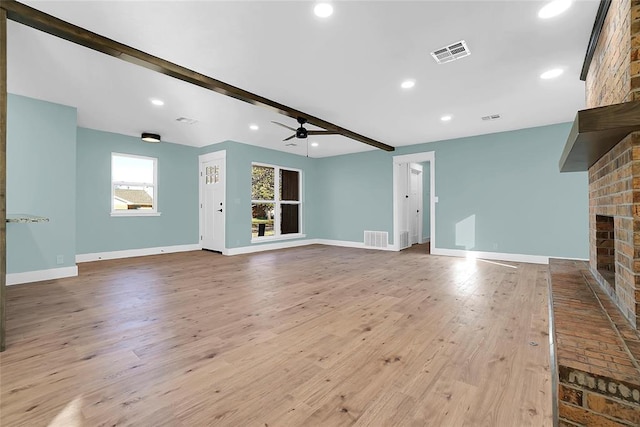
74,240 -> 565,267
224,239 -> 316,255
7,265 -> 79,286
430,247 -> 549,265
315,239 -> 397,251
76,244 -> 201,263
224,238 -> 400,256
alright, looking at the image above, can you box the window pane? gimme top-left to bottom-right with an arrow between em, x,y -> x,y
281,204 -> 299,234
113,155 -> 154,183
252,166 -> 275,200
252,203 -> 275,237
280,169 -> 299,201
114,184 -> 154,211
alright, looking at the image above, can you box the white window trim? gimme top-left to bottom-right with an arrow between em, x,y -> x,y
111,152 -> 161,217
251,162 -> 303,242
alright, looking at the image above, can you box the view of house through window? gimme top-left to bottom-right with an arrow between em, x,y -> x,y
251,164 -> 301,239
111,153 -> 158,215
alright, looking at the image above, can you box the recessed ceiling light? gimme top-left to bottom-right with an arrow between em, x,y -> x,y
401,80 -> 415,89
249,124 -> 259,131
311,142 -> 319,147
314,3 -> 333,18
538,0 -> 572,19
540,68 -> 564,79
441,115 -> 452,122
150,99 -> 164,106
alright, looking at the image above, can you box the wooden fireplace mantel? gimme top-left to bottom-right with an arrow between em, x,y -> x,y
559,100 -> 640,172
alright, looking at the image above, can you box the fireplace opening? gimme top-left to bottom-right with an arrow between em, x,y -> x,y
595,215 -> 616,286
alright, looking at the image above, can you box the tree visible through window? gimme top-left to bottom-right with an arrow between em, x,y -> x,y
111,153 -> 158,215
251,164 -> 301,239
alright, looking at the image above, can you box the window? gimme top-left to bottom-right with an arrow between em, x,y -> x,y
251,163 -> 302,240
111,153 -> 159,216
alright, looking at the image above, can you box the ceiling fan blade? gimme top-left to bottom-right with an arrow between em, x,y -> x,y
307,130 -> 342,136
283,134 -> 296,141
272,121 -> 297,131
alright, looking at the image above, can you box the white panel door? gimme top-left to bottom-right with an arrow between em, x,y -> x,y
200,152 -> 226,252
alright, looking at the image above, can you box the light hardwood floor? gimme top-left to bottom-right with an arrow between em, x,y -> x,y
0,245 -> 552,426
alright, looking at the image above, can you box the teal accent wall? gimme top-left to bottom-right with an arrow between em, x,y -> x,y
422,162 -> 430,240
8,92 -> 589,272
76,128 -> 200,254
316,149 -> 393,243
407,123 -> 587,258
201,141 -> 319,248
316,122 -> 588,259
7,94 -> 77,273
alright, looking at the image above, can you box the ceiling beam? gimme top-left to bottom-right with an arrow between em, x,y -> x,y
1,0 -> 395,152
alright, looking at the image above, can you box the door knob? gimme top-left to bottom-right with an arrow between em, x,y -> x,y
217,209 -> 223,212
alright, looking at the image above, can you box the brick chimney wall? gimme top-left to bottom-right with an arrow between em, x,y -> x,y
585,0 -> 640,108
586,0 -> 640,330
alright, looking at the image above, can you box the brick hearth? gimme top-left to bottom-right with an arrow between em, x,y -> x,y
550,260 -> 640,426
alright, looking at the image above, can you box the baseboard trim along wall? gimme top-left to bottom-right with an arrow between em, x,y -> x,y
315,239 -> 397,251
224,238 -> 398,255
7,266 -> 79,286
431,248 -> 550,265
224,239 -> 318,256
9,243 -> 586,286
76,244 -> 201,263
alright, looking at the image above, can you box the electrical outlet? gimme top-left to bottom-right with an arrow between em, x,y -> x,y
56,255 -> 64,265
492,243 -> 498,250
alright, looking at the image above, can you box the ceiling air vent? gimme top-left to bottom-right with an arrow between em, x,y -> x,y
430,40 -> 471,64
481,114 -> 501,121
176,117 -> 198,125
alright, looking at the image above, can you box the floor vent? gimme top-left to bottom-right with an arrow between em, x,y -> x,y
431,40 -> 471,64
399,231 -> 410,250
364,231 -> 388,248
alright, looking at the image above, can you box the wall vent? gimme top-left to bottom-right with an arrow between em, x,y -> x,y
176,117 -> 198,125
364,231 -> 388,248
482,114 -> 501,121
430,40 -> 471,64
399,231 -> 410,250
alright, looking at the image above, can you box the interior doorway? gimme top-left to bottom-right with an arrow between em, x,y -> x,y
409,164 -> 423,245
392,152 -> 436,252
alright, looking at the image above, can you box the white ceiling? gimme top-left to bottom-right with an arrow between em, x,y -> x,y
7,1 -> 599,158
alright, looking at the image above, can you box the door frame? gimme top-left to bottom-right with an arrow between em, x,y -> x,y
409,163 -> 423,245
392,151 -> 436,251
199,150 -> 226,252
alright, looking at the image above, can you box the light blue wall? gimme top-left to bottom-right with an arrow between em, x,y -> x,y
201,141 -> 319,248
316,122 -> 588,259
422,162 -> 430,240
76,128 -> 200,254
8,92 -> 589,270
316,149 -> 393,243
7,94 -> 77,273
406,123 -> 588,258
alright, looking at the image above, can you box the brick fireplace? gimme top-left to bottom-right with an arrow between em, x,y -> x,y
553,1 -> 640,426
585,0 -> 640,330
589,133 -> 640,328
